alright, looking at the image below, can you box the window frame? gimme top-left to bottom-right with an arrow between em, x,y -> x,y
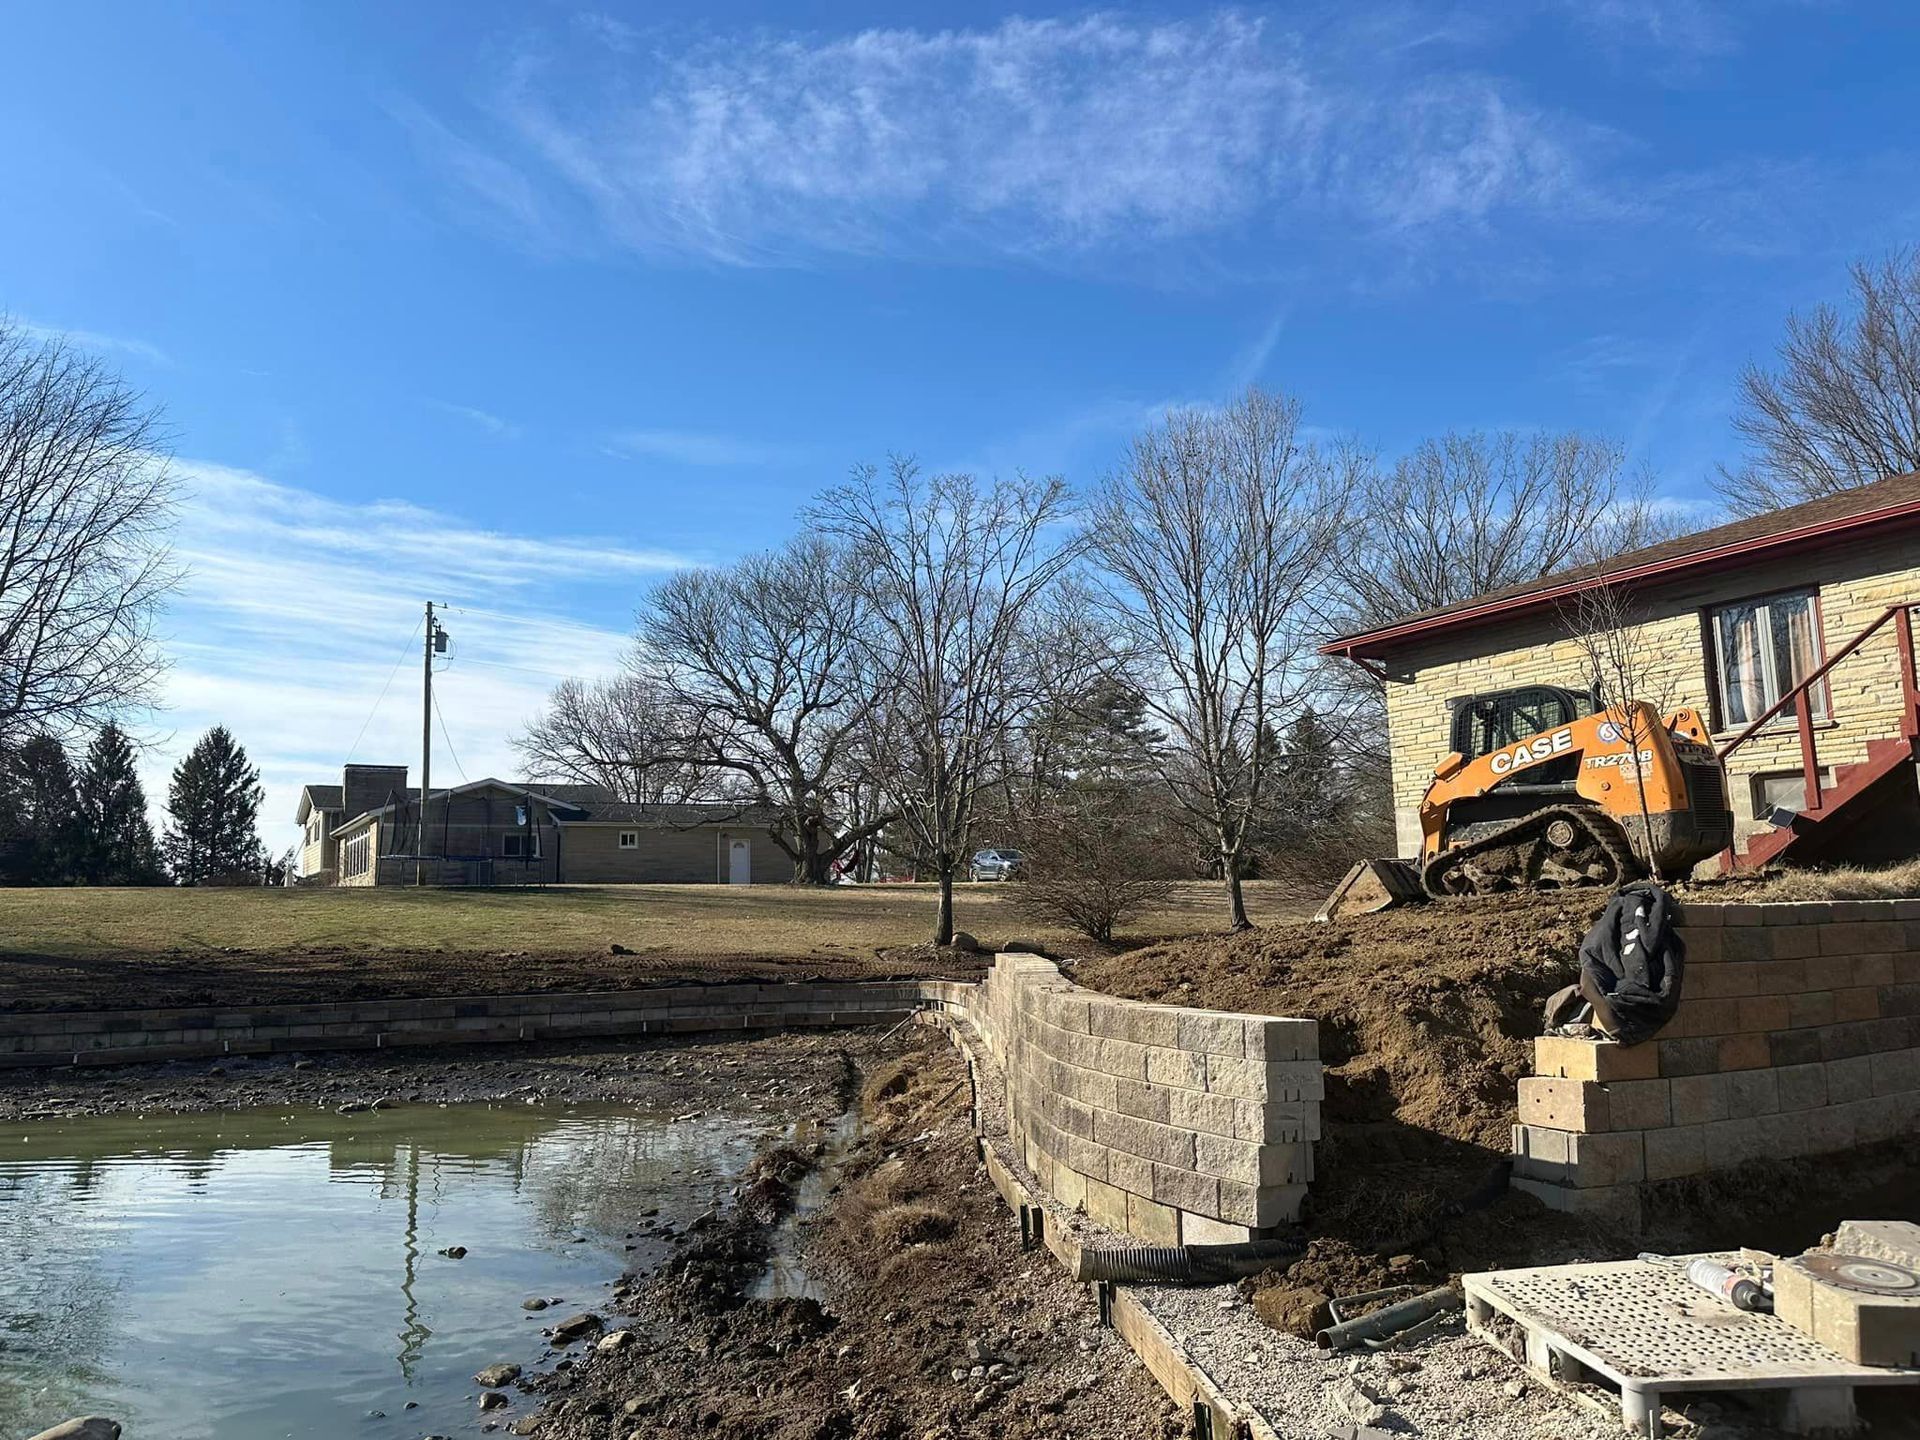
617,830 -> 638,849
502,831 -> 542,859
1703,587 -> 1830,735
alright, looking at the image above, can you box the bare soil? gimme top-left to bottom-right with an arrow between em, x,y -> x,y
0,943 -> 990,1013
527,1034 -> 1179,1440
1075,892 -> 1920,1342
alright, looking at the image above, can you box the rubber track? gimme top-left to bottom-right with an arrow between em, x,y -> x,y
1420,805 -> 1642,900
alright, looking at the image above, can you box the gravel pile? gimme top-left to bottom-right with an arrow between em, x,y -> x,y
1140,1286 -> 1615,1440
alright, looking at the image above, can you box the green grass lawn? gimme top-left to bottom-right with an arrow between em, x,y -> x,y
0,879 -> 1316,960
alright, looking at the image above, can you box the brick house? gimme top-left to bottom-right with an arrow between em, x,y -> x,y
1322,473 -> 1920,872
295,763 -> 793,886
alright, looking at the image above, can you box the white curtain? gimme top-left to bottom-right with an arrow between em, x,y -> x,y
1717,603 -> 1766,726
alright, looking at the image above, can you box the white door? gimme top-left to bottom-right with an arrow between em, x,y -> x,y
728,838 -> 751,885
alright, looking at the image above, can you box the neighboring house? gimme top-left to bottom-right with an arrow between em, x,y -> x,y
294,763 -> 791,886
1322,472 -> 1920,872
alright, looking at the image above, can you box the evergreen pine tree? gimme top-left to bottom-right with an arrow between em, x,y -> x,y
164,726 -> 264,884
77,723 -> 163,884
0,736 -> 84,883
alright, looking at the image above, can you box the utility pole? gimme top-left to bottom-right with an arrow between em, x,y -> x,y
416,602 -> 447,886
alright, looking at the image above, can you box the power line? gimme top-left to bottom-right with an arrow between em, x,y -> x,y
346,617 -> 425,765
431,688 -> 469,784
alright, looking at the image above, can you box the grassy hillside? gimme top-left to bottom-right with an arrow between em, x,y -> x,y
0,879 -> 1313,960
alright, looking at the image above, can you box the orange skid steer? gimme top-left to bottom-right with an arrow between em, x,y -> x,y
1318,687 -> 1735,921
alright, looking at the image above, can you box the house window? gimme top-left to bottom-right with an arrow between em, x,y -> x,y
618,831 -> 638,849
1709,590 -> 1826,730
341,834 -> 369,878
503,832 -> 541,859
1750,768 -> 1835,822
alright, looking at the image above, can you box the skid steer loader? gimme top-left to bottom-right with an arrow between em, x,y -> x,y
1317,684 -> 1735,921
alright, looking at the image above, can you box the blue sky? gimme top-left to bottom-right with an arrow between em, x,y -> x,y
5,1 -> 1917,847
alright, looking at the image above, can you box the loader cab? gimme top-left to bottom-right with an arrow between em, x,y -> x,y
1448,684 -> 1597,786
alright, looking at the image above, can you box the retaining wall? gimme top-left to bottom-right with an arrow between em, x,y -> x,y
0,983 -> 926,1068
1512,898 -> 1920,1222
941,952 -> 1321,1243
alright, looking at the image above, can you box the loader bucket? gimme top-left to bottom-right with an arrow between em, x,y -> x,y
1314,858 -> 1425,923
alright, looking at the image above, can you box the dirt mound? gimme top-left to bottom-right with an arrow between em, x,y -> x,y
1076,891 -> 1599,1148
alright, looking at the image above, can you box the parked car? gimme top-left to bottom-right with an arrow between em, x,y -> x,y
969,847 -> 1025,882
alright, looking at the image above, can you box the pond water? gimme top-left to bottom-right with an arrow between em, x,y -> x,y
0,1102 -> 779,1440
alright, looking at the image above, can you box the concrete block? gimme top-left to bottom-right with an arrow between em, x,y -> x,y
1518,1077 -> 1610,1132
1721,928 -> 1774,962
1105,1147 -> 1152,1197
1687,962 -> 1756,998
1193,1132 -> 1263,1185
1127,1192 -> 1182,1245
1257,1143 -> 1314,1186
1883,983 -> 1920,1018
1111,1077 -> 1171,1124
1803,955 -> 1856,991
1149,1162 -> 1219,1217
1820,921 -> 1906,956
1234,1098 -> 1318,1144
1834,1220 -> 1920,1269
1753,960 -> 1809,996
1717,1034 -> 1771,1072
1854,954 -> 1898,987
1093,1037 -> 1150,1081
1775,1253 -> 1920,1367
1770,1027 -> 1824,1067
1607,1079 -> 1673,1130
1827,1054 -> 1875,1104
1052,1164 -> 1089,1212
1767,925 -> 1823,960
1175,1010 -> 1249,1058
1093,1110 -> 1196,1169
1869,1047 -> 1920,1097
1535,1035 -> 1661,1082
1789,991 -> 1839,1030
1203,1054 -> 1323,1101
1181,1212 -> 1255,1245
1656,1036 -> 1721,1077
1244,1017 -> 1317,1061
1669,1073 -> 1731,1126
1084,1176 -> 1129,1231
1776,1061 -> 1830,1112
1062,1133 -> 1112,1184
1736,994 -> 1792,1033
1217,1179 -> 1306,1227
1088,1000 -> 1180,1050
1166,1087 -> 1238,1139
1143,1046 -> 1208,1091
1834,986 -> 1884,1022
1725,1067 -> 1780,1118
1643,1123 -> 1709,1180
1865,1016 -> 1915,1053
1509,1174 -> 1644,1227
1704,1115 -> 1765,1169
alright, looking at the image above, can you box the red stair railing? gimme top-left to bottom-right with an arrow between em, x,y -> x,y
1714,602 -> 1920,820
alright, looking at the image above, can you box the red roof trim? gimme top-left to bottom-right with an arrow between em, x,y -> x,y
1321,493 -> 1920,661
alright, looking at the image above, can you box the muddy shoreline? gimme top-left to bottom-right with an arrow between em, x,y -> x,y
0,1031 -> 875,1124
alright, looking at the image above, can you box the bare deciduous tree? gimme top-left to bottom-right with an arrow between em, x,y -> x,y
1087,387 -> 1344,930
1333,429 -> 1675,632
640,535 -> 897,882
810,459 -> 1078,945
1720,249 -> 1920,517
514,672 -> 711,804
0,319 -> 176,738
1562,581 -> 1683,881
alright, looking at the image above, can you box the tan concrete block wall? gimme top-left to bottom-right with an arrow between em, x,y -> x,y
1512,900 -> 1920,1222
962,953 -> 1320,1242
1378,539 -> 1920,857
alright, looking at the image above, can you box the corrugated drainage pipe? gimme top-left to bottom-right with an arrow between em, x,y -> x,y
1077,1239 -> 1304,1285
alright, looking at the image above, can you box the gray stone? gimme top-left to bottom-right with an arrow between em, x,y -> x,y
1333,1376 -> 1388,1425
550,1312 -> 603,1343
475,1363 -> 522,1388
479,1390 -> 510,1410
521,1297 -> 549,1311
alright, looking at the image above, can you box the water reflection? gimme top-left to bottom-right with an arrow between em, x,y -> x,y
0,1103 -> 767,1440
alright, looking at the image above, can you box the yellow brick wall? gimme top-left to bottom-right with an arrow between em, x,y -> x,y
1378,535 -> 1920,860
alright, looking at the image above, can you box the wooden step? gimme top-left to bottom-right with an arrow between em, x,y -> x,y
1728,735 -> 1918,870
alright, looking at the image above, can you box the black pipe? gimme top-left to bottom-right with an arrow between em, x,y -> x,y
1077,1239 -> 1303,1284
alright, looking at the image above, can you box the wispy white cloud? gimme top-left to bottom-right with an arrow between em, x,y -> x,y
15,318 -> 171,367
602,429 -> 794,467
404,10 -> 1605,271
1552,0 -> 1741,59
429,398 -> 522,439
138,462 -> 688,852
